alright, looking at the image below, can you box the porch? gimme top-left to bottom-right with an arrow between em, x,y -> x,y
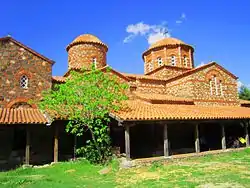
110,119 -> 250,159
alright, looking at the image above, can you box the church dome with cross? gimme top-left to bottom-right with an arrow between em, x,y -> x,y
66,34 -> 108,70
142,37 -> 194,74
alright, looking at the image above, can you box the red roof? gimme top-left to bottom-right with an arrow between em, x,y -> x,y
0,108 -> 48,124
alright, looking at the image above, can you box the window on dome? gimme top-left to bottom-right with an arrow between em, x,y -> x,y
157,57 -> 163,67
183,56 -> 188,67
171,56 -> 176,66
20,75 -> 28,89
92,58 -> 97,68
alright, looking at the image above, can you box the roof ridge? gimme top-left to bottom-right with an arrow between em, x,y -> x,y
0,36 -> 55,65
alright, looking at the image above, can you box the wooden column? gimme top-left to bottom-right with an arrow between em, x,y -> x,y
245,123 -> 249,147
195,124 -> 200,153
125,125 -> 130,159
221,124 -> 226,150
163,124 -> 169,157
54,124 -> 59,163
25,125 -> 30,165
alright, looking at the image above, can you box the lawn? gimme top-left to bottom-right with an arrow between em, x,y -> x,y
0,148 -> 249,188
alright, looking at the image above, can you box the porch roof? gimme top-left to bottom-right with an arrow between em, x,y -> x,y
0,108 -> 48,124
111,100 -> 250,121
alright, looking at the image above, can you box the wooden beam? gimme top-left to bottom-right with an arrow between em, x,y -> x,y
125,125 -> 130,159
195,124 -> 200,153
221,124 -> 226,150
163,124 -> 169,157
54,124 -> 59,163
245,123 -> 249,147
25,125 -> 30,165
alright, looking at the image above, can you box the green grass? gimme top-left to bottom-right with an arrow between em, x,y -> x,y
0,149 -> 250,188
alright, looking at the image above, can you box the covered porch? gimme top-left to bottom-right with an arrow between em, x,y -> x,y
0,108 -> 75,171
110,100 -> 250,159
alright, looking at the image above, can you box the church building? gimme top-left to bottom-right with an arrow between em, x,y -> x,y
0,34 -> 250,168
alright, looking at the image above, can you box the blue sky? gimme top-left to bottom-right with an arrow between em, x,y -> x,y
1,1 -> 250,86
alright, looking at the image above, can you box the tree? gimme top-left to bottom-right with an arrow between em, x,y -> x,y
38,67 -> 129,163
239,85 -> 250,101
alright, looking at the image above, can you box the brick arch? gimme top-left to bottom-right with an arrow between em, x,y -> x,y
15,68 -> 33,80
5,97 -> 37,108
205,69 -> 224,82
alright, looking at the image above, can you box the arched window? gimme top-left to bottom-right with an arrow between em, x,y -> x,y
183,56 -> 188,67
157,57 -> 163,67
209,75 -> 223,96
171,56 -> 176,66
92,57 -> 97,68
20,75 -> 28,89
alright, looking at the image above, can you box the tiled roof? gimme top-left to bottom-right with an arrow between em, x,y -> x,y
133,92 -> 194,104
111,100 -> 250,121
165,62 -> 238,83
66,34 -> 108,51
0,36 -> 55,64
240,99 -> 250,105
121,73 -> 168,81
149,37 -> 187,50
52,76 -> 66,83
0,108 -> 48,124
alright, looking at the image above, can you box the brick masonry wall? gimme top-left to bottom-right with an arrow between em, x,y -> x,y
130,79 -> 166,94
165,64 -> 239,106
143,46 -> 194,74
147,66 -> 187,80
0,40 -> 52,108
68,43 -> 106,70
165,75 -> 194,98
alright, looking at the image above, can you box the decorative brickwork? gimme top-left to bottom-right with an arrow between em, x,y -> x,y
67,34 -> 108,70
142,38 -> 194,75
0,38 -> 52,108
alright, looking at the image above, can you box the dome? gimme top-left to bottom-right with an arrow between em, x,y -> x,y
149,37 -> 187,50
66,34 -> 108,51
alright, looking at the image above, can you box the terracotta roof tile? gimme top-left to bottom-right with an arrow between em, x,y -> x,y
111,100 -> 250,121
134,92 -> 194,104
240,99 -> 250,105
66,34 -> 108,52
0,108 -> 48,124
52,76 -> 66,83
121,73 -> 169,81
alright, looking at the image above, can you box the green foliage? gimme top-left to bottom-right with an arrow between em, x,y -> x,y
39,67 -> 128,164
239,85 -> 250,100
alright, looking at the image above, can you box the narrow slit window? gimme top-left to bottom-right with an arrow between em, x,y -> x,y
157,57 -> 163,67
183,56 -> 188,67
171,56 -> 176,66
220,80 -> 223,96
209,79 -> 213,95
92,58 -> 97,68
20,75 -> 28,89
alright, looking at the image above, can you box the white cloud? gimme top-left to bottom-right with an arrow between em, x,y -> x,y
123,21 -> 170,45
176,13 -> 187,25
238,81 -> 244,90
196,62 -> 205,67
181,13 -> 186,19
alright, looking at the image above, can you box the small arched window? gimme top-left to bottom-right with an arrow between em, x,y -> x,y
157,57 -> 163,67
183,56 -> 188,67
20,75 -> 28,89
171,56 -> 176,66
92,58 -> 97,68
